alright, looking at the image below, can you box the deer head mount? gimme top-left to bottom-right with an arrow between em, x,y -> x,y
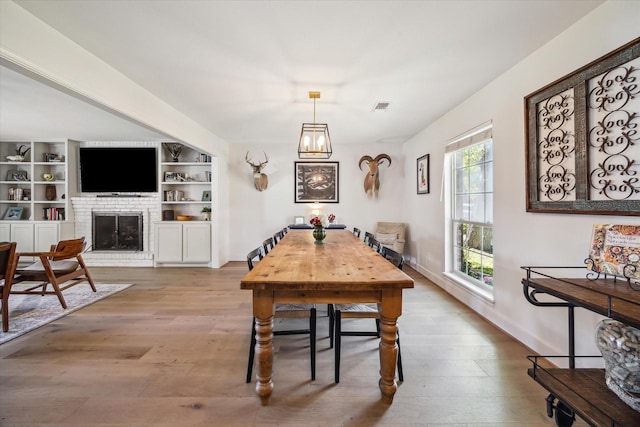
359,154 -> 391,198
245,151 -> 269,191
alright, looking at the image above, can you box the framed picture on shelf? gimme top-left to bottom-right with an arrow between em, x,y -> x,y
294,161 -> 339,203
417,154 -> 430,194
3,207 -> 24,220
6,170 -> 28,181
202,190 -> 211,201
164,171 -> 186,182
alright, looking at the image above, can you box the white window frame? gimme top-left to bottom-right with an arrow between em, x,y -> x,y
444,121 -> 494,301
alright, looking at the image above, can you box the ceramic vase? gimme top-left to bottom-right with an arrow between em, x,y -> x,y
312,225 -> 326,244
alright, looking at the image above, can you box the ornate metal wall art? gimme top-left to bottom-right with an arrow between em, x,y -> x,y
525,37 -> 640,215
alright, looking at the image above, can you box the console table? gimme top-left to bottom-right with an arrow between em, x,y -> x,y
288,223 -> 346,230
521,266 -> 640,426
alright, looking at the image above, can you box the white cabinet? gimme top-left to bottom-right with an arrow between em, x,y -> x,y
0,221 -> 74,260
154,221 -> 211,265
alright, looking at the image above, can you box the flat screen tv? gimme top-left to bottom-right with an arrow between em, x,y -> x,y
79,147 -> 157,193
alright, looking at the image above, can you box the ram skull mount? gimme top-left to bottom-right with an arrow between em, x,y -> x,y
359,154 -> 391,198
245,151 -> 269,191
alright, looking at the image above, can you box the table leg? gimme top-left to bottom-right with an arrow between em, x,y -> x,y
378,289 -> 402,404
253,291 -> 275,405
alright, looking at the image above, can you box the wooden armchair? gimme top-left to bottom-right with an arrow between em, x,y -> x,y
0,242 -> 19,332
11,237 -> 96,309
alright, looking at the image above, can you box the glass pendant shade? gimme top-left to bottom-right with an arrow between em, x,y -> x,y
298,122 -> 332,159
298,91 -> 332,159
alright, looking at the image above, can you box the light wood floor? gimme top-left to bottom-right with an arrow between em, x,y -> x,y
0,263 -> 587,426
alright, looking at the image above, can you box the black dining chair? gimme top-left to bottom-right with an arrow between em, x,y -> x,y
329,246 -> 404,383
262,237 -> 275,255
245,246 -> 317,383
364,231 -> 374,245
352,227 -> 361,238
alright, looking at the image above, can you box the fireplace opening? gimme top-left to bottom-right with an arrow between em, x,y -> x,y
92,212 -> 143,251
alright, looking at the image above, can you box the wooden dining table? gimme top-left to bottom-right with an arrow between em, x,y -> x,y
240,229 -> 414,405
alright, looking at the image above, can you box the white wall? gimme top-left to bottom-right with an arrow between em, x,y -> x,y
229,142 -> 405,260
401,0 -> 640,363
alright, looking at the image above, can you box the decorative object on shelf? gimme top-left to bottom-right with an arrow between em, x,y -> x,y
162,210 -> 175,221
176,215 -> 193,221
163,142 -> 184,162
595,319 -> 640,411
6,170 -> 28,181
298,91 -> 332,159
359,154 -> 391,198
45,185 -> 57,201
328,213 -> 335,224
310,214 -> 329,244
294,161 -> 339,203
587,224 -> 640,283
524,38 -> 640,215
245,151 -> 269,191
202,190 -> 211,201
43,153 -> 60,162
42,173 -> 54,181
417,153 -> 430,194
3,207 -> 24,220
5,144 -> 31,162
201,206 -> 211,221
164,171 -> 187,182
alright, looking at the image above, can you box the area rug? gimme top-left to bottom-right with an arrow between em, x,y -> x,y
0,283 -> 133,345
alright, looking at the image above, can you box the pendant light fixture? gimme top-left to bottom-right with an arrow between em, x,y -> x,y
298,91 -> 332,159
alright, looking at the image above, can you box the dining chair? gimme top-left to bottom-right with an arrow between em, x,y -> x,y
0,241 -> 19,332
11,236 -> 97,309
367,236 -> 382,253
262,236 -> 275,255
245,247 -> 317,383
364,231 -> 374,245
352,227 -> 361,238
329,247 -> 404,383
381,246 -> 404,270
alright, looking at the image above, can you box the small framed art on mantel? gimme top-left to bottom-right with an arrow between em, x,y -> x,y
417,154 -> 430,194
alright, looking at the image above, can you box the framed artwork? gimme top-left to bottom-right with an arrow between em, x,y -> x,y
294,161 -> 339,203
6,170 -> 28,181
3,207 -> 24,220
164,171 -> 186,182
417,154 -> 430,194
524,37 -> 640,215
202,190 -> 211,201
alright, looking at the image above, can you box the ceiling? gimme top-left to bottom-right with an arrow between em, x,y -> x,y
0,0 -> 605,145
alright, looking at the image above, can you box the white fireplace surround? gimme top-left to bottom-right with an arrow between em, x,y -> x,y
71,196 -> 160,266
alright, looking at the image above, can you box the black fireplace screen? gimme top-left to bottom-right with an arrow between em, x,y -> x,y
92,212 -> 143,251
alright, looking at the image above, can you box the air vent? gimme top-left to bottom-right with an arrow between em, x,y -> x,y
373,102 -> 390,111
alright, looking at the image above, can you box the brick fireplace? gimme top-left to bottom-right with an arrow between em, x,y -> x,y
71,196 -> 160,266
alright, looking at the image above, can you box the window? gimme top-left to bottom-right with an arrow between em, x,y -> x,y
446,123 -> 494,295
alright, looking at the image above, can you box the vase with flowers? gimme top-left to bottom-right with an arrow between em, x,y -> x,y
309,214 -> 330,244
328,213 -> 336,224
